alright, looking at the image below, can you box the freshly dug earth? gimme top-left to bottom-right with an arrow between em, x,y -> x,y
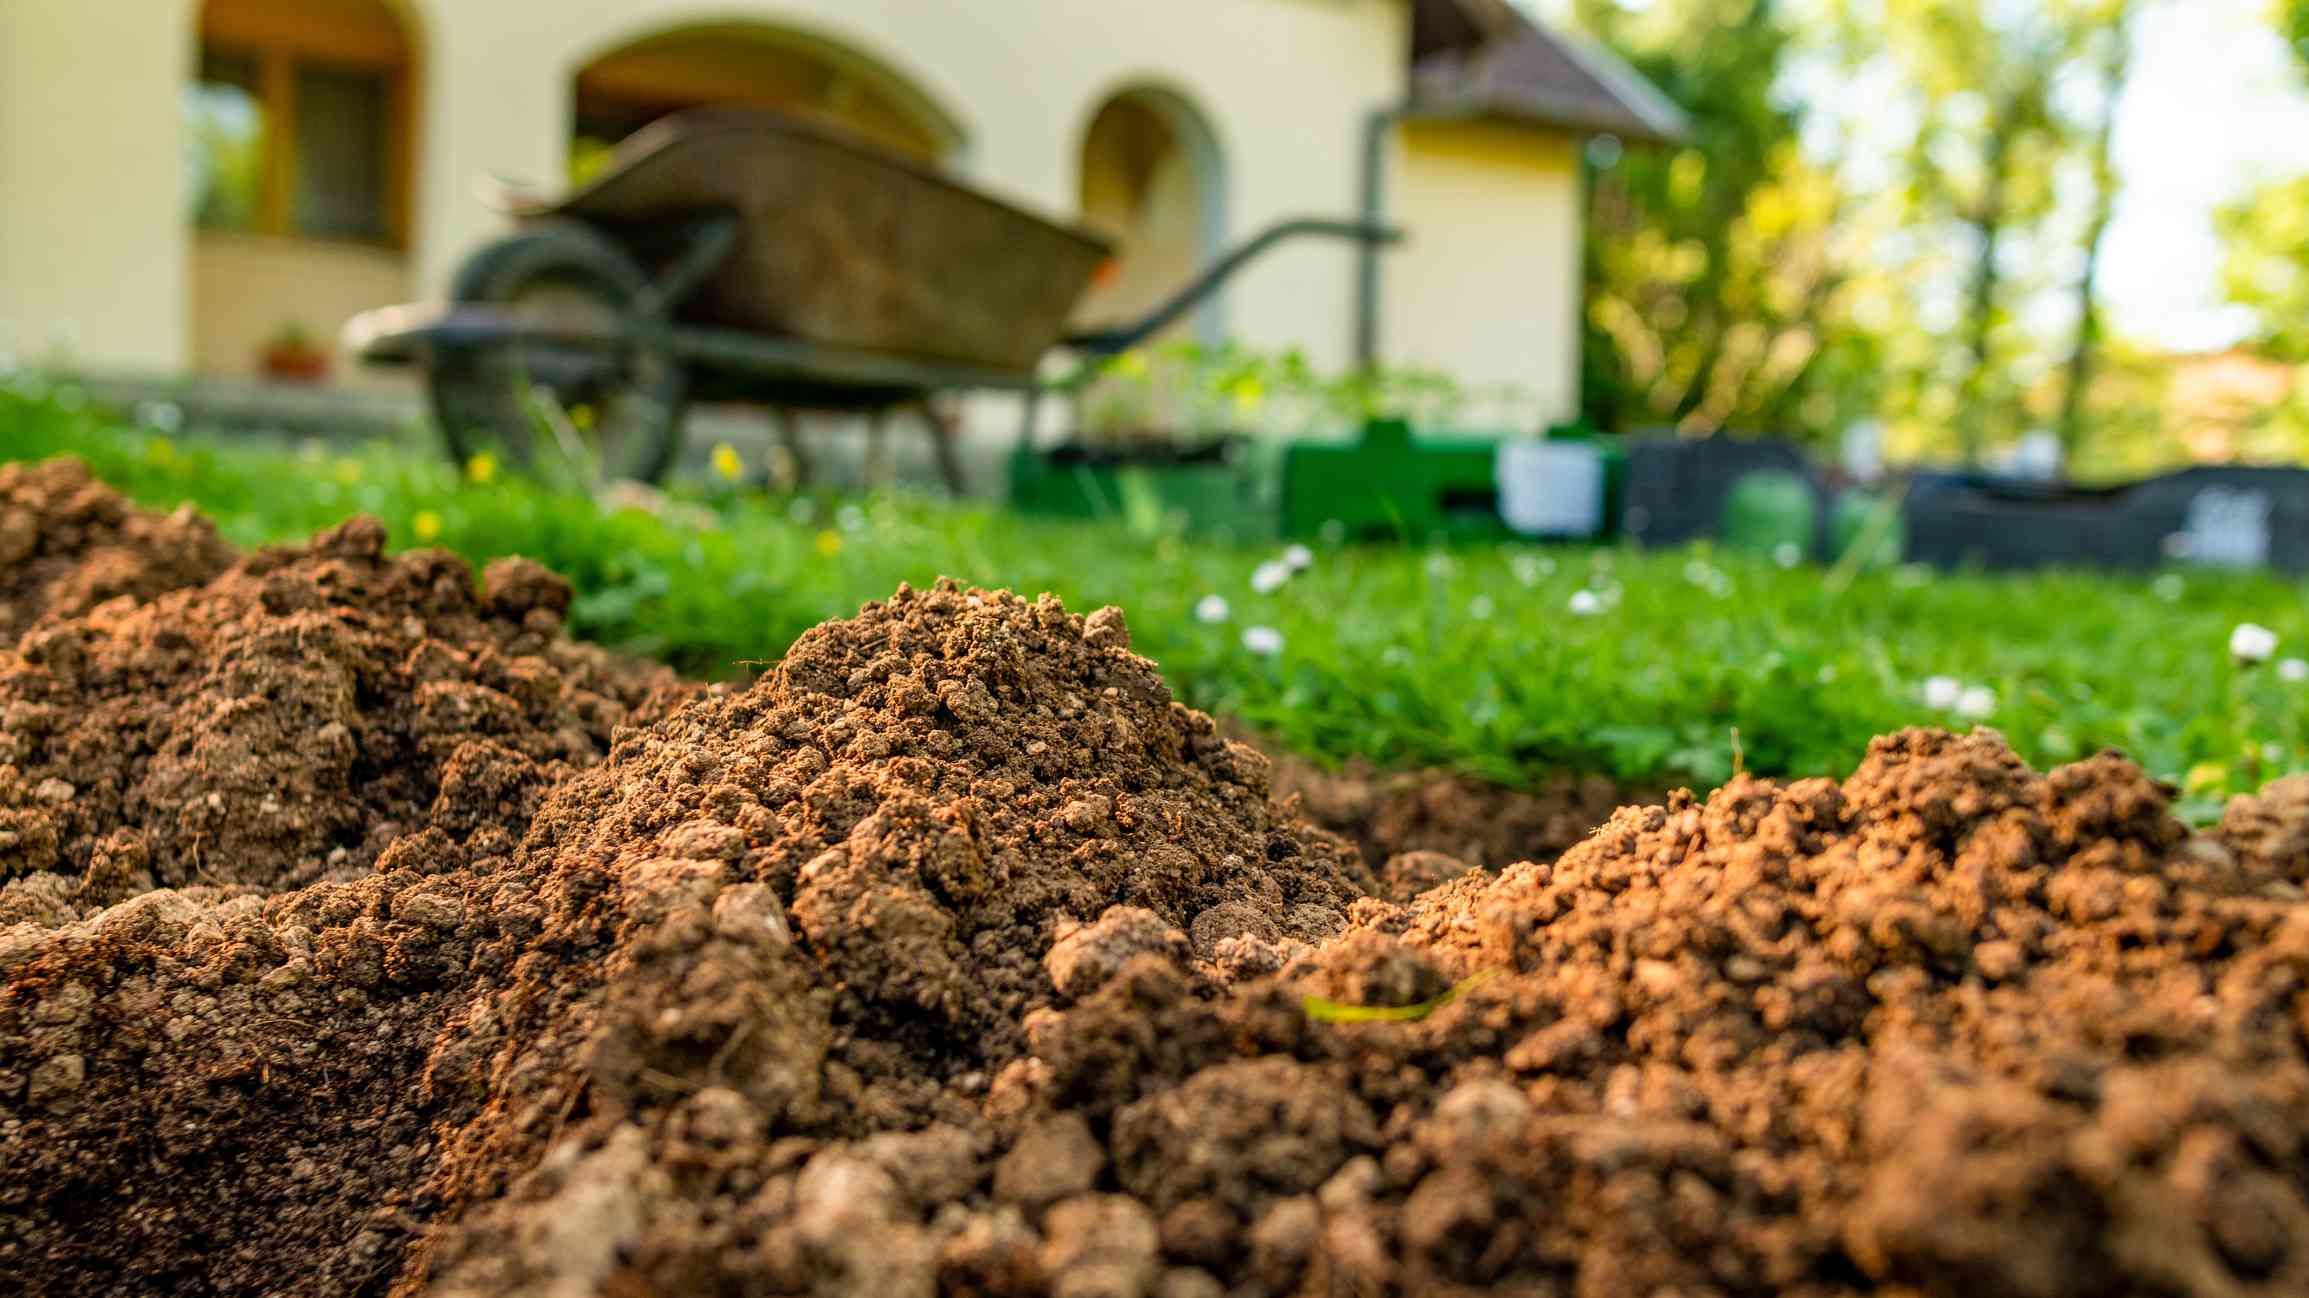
0,470 -> 689,927
0,457 -> 235,644
7,490 -> 2309,1298
1260,746 -> 1644,886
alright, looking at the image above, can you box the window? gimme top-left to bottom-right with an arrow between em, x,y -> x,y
187,54 -> 265,232
293,65 -> 390,241
187,0 -> 411,247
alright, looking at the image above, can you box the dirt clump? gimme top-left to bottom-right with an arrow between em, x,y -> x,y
0,457 -> 234,645
0,487 -> 687,924
8,516 -> 2309,1298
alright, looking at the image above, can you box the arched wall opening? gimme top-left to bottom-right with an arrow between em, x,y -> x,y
1073,84 -> 1228,346
185,0 -> 421,380
568,21 -> 966,183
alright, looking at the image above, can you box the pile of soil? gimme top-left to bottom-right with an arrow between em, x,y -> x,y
0,457 -> 234,644
7,477 -> 2309,1298
0,465 -> 688,925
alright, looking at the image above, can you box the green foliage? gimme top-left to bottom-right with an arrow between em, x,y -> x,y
7,382 -> 2309,818
1071,340 -> 1540,447
2220,173 -> 2309,366
2283,0 -> 2309,72
1573,0 -> 1866,441
1575,0 -> 2155,466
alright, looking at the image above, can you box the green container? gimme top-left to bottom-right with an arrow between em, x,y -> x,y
1830,490 -> 1904,568
1280,418 -> 1508,543
1006,442 -> 1280,543
1720,469 -> 1819,558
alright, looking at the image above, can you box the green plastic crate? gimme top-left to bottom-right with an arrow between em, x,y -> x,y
1281,418 -> 1507,542
1006,442 -> 1281,543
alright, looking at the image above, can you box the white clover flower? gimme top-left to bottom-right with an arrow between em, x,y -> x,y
1281,543 -> 1314,572
2231,622 -> 2280,664
2280,657 -> 2309,683
1773,542 -> 1803,570
1954,686 -> 1996,721
1424,552 -> 1456,580
1468,595 -> 1494,620
1242,625 -> 1284,655
1250,560 -> 1292,594
1922,675 -> 1963,710
1568,590 -> 1603,616
2152,574 -> 2186,603
835,503 -> 867,533
1194,594 -> 1231,624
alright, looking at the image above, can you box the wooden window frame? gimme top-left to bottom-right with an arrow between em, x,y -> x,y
196,3 -> 414,250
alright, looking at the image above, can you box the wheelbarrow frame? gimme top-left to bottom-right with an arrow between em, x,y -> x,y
350,210 -> 1401,490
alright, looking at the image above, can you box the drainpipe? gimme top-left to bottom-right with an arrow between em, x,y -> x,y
1355,104 -> 1407,371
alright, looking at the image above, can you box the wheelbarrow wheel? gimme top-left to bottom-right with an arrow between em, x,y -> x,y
430,220 -> 688,486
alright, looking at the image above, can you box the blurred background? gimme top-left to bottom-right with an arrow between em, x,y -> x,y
4,0 -> 2308,476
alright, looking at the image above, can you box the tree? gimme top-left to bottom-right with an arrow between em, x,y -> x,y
2219,1 -> 2309,363
1573,0 -> 1868,442
2055,3 -> 2138,455
1801,0 -> 2142,466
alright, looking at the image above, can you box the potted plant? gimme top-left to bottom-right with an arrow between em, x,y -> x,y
259,321 -> 331,383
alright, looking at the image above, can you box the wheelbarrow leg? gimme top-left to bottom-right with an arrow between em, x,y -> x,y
921,400 -> 966,497
771,406 -> 812,490
863,408 -> 893,491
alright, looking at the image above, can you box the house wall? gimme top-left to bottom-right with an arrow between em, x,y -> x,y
1383,118 -> 1585,427
190,232 -> 411,381
0,0 -> 195,372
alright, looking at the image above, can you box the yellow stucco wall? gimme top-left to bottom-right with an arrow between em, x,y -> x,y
1383,118 -> 1585,426
0,0 -> 1592,416
0,0 -> 195,371
190,233 -> 412,383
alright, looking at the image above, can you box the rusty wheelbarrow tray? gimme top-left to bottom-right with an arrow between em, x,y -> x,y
347,108 -> 1398,489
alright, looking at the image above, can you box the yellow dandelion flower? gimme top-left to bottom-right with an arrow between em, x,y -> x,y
814,528 -> 843,558
412,510 -> 443,543
145,437 -> 176,466
334,458 -> 363,484
466,451 -> 498,484
710,442 -> 744,481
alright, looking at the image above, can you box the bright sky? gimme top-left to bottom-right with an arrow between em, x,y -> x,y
2102,0 -> 2309,351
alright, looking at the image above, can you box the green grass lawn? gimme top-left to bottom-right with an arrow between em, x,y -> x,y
6,375 -> 2305,818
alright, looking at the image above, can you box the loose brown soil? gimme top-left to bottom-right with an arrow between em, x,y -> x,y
0,457 -> 235,644
1258,746 -> 1647,889
6,470 -> 2309,1298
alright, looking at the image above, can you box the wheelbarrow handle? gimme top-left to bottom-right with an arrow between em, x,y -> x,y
1060,217 -> 1404,357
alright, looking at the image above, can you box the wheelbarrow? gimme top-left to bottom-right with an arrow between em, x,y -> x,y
345,107 -> 1401,492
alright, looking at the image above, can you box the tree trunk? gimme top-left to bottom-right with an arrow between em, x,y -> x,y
2057,16 -> 2133,455
1955,118 -> 2014,467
